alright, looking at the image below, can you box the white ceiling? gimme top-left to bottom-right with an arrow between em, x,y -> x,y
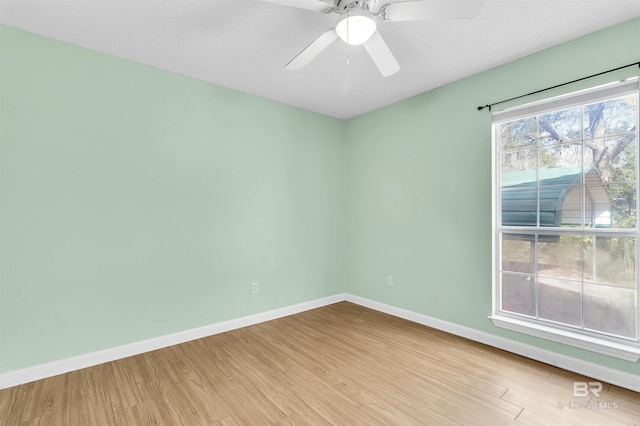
1,0 -> 639,119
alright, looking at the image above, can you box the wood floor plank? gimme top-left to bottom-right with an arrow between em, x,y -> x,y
1,302 -> 638,425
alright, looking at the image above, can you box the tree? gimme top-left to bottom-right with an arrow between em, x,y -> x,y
539,98 -> 636,182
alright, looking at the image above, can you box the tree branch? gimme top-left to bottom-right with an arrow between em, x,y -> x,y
539,119 -> 563,142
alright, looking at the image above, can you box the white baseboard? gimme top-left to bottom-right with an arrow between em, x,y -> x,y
344,294 -> 640,393
2,292 -> 638,393
0,294 -> 346,390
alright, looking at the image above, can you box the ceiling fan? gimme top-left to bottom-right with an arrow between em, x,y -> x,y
258,0 -> 484,77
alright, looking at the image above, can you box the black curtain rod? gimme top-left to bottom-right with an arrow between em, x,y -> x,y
477,61 -> 640,112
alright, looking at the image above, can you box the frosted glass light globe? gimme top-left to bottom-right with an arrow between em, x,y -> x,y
335,14 -> 377,46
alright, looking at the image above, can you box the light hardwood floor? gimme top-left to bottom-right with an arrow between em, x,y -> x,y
1,302 -> 639,425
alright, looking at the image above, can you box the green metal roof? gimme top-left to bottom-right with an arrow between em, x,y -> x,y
502,167 -> 580,227
501,166 -> 583,188
501,166 -> 611,228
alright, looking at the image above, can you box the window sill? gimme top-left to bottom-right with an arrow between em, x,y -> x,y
489,315 -> 640,362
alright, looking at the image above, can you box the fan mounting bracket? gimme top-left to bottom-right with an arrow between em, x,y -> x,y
334,0 -> 377,15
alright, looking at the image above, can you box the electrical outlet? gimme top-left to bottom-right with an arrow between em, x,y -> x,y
387,276 -> 394,287
251,282 -> 259,295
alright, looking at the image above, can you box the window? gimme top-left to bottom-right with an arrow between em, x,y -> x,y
491,79 -> 640,361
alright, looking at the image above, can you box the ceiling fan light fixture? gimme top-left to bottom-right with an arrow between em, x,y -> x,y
335,13 -> 377,46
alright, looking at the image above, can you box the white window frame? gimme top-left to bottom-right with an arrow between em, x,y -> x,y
490,78 -> 640,362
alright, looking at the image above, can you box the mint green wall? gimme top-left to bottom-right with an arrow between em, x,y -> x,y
2,19 -> 640,377
345,18 -> 640,375
0,25 -> 346,372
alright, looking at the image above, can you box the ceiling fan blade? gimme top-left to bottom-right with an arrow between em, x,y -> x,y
257,0 -> 333,13
363,31 -> 400,77
286,29 -> 338,71
382,0 -> 483,22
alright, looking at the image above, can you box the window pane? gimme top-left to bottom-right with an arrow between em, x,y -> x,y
538,278 -> 581,326
584,183 -> 614,229
539,144 -> 582,172
500,117 -> 537,150
538,235 -> 582,280
559,184 -> 582,227
502,235 -> 534,273
584,96 -> 637,138
602,183 -> 637,230
501,273 -> 535,316
584,283 -> 636,339
539,106 -> 583,145
585,135 -> 637,184
585,184 -> 636,229
539,184 -> 580,227
584,236 -> 636,287
502,188 -> 537,227
501,149 -> 537,175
